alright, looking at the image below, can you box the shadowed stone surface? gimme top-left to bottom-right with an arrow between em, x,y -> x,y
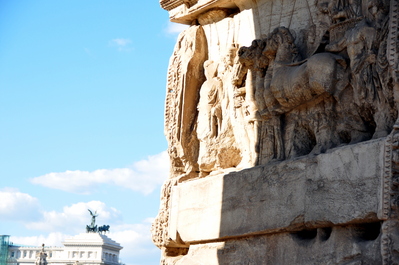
171,139 -> 383,243
177,224 -> 382,264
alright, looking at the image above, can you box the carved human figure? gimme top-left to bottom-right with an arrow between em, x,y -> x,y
326,19 -> 376,90
205,45 -> 250,169
197,51 -> 243,174
219,46 -> 240,134
197,59 -> 225,173
326,17 -> 394,137
328,0 -> 362,23
233,39 -> 270,121
231,42 -> 266,166
363,0 -> 388,29
197,60 -> 223,140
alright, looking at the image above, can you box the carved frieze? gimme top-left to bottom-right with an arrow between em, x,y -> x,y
155,0 -> 399,262
161,0 -> 397,174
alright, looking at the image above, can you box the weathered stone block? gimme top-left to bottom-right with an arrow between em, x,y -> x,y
170,139 -> 384,243
176,224 -> 382,264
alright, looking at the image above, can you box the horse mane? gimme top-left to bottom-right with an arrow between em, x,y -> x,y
267,27 -> 300,63
270,27 -> 295,45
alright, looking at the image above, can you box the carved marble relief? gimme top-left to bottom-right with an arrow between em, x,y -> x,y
197,57 -> 242,176
162,0 -> 397,178
164,25 -> 207,179
154,0 -> 399,262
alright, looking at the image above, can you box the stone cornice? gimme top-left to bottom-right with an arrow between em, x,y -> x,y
160,0 -> 199,11
160,0 -> 184,11
165,0 -> 238,25
63,244 -> 122,251
63,243 -> 103,247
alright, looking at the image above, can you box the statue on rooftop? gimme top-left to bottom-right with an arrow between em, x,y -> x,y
35,244 -> 47,265
88,209 -> 98,227
87,209 -> 98,233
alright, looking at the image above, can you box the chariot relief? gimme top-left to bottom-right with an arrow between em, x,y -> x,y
153,0 -> 399,263
161,0 -> 397,177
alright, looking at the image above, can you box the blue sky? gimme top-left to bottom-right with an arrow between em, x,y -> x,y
0,1 -> 187,265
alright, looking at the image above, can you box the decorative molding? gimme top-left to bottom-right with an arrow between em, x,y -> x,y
160,0 -> 184,11
381,124 -> 399,264
160,0 -> 198,11
388,0 -> 399,73
382,132 -> 392,221
381,0 -> 399,260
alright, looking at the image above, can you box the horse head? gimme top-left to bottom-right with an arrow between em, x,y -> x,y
238,39 -> 267,66
264,27 -> 299,63
237,46 -> 254,66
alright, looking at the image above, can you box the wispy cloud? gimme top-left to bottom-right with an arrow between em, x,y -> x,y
112,38 -> 131,46
165,21 -> 189,35
109,38 -> 133,52
30,151 -> 169,195
84,47 -> 95,58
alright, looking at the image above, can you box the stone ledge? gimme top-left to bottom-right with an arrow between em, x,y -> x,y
165,0 -> 239,24
169,138 -> 385,244
160,0 -> 186,11
176,224 -> 382,264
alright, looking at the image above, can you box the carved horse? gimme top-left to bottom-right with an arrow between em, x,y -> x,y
263,27 -> 349,115
261,27 -> 352,156
233,32 -> 347,160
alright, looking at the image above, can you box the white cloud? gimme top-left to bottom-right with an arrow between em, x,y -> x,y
109,38 -> 133,52
108,220 -> 159,262
26,201 -> 122,234
0,189 -> 41,221
7,152 -> 168,264
166,21 -> 189,35
10,232 -> 69,247
30,151 -> 169,195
